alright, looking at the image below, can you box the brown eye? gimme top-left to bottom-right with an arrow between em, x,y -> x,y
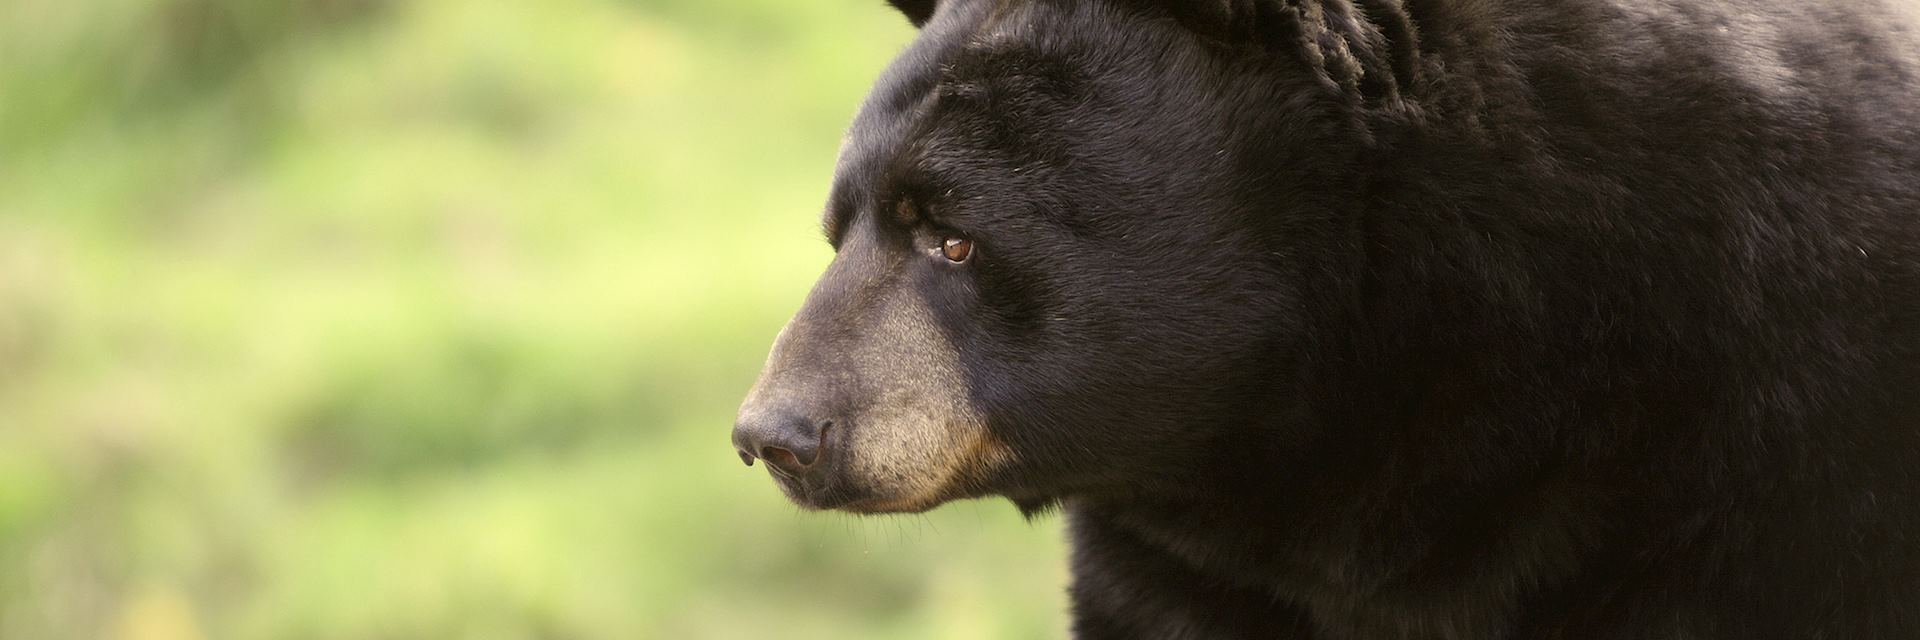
941,237 -> 974,263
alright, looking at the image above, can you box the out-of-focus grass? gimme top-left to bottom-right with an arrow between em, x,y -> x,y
0,0 -> 1069,638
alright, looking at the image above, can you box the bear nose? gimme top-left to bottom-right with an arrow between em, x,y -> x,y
732,411 -> 829,477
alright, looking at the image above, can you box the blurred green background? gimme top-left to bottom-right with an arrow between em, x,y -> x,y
0,0 -> 1068,637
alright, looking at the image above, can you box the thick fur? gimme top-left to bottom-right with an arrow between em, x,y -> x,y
759,0 -> 1920,637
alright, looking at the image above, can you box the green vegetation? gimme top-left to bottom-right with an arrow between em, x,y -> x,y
0,0 -> 1068,637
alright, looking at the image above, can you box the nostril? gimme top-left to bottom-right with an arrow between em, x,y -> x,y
761,445 -> 804,473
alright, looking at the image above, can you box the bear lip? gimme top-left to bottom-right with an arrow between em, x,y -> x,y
762,452 -> 861,510
769,471 -> 865,511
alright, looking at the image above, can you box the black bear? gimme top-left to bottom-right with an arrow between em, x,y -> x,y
732,0 -> 1920,637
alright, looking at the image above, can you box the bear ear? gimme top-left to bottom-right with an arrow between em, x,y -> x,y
1133,0 -> 1251,43
886,0 -> 938,27
1147,0 -> 1416,104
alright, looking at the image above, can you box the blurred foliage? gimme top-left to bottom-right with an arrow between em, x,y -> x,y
0,0 -> 1068,637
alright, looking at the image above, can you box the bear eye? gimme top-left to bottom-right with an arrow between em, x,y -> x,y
941,237 -> 974,263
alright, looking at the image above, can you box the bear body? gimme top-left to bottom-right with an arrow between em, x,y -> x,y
1048,2 -> 1920,637
735,1 -> 1920,637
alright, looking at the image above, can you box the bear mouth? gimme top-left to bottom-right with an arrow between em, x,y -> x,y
744,413 -> 1009,514
762,452 -> 959,514
766,466 -> 869,511
759,439 -> 870,511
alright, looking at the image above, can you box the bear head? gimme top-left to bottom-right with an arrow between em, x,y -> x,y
734,0 -> 1398,514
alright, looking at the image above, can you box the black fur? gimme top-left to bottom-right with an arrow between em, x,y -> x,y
826,0 -> 1920,636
